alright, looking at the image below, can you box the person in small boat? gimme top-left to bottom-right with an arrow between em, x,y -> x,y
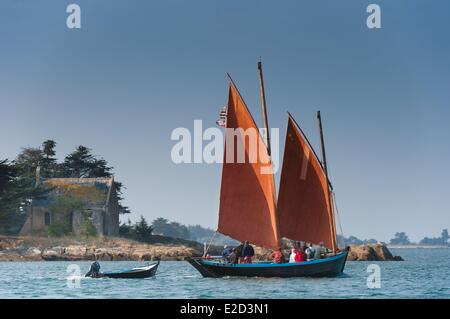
235,241 -> 245,263
242,241 -> 255,263
227,248 -> 238,264
314,242 -> 328,259
222,245 -> 232,260
305,243 -> 315,260
85,260 -> 102,278
271,247 -> 285,263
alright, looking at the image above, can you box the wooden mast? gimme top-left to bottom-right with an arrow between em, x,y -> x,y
257,61 -> 271,156
317,111 -> 338,252
257,61 -> 281,247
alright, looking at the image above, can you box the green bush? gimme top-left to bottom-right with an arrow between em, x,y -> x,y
47,221 -> 72,237
47,195 -> 83,237
80,219 -> 97,237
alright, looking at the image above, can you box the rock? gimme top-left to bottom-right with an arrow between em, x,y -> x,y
371,244 -> 401,260
94,248 -> 131,261
132,250 -> 152,261
0,236 -> 25,251
65,245 -> 86,256
64,245 -> 88,260
27,247 -> 42,255
85,247 -> 96,259
0,251 -> 22,261
347,245 -> 376,261
42,249 -> 63,261
347,244 -> 403,261
52,246 -> 66,254
21,248 -> 43,261
94,248 -> 113,261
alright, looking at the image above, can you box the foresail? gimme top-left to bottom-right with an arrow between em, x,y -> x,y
217,81 -> 280,249
277,115 -> 336,250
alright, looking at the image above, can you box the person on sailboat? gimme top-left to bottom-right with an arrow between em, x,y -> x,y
227,248 -> 238,264
314,242 -> 328,259
305,243 -> 316,260
222,245 -> 232,261
296,241 -> 306,251
235,241 -> 245,263
271,248 -> 285,264
242,241 -> 255,263
297,248 -> 306,262
289,248 -> 298,263
297,242 -> 305,254
289,247 -> 306,263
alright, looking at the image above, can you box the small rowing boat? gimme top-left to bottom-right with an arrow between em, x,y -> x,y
102,261 -> 160,279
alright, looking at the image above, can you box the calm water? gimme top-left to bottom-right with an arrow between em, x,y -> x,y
0,249 -> 448,298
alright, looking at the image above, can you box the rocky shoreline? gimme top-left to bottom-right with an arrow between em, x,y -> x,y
0,236 -> 403,262
0,236 -> 208,262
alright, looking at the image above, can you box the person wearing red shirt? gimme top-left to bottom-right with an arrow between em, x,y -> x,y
271,248 -> 285,263
295,249 -> 306,262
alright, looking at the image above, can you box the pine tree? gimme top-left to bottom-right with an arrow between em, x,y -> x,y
0,159 -> 47,234
134,216 -> 153,241
41,140 -> 58,178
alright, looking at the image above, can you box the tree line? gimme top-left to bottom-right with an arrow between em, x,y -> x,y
119,217 -> 238,245
121,217 -> 449,247
388,230 -> 449,246
337,230 -> 449,247
0,140 -> 130,234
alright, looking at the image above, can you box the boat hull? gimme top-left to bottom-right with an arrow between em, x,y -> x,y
103,261 -> 159,279
187,251 -> 348,278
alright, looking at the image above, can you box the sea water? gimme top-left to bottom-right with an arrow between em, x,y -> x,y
0,249 -> 448,298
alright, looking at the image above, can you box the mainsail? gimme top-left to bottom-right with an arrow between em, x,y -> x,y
217,81 -> 280,249
277,115 -> 337,250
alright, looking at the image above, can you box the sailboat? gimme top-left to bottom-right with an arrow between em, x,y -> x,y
187,63 -> 348,278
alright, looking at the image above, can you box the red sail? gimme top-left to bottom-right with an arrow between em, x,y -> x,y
277,115 -> 336,249
217,82 -> 280,249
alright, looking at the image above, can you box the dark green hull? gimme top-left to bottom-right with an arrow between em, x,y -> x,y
187,251 -> 348,278
103,261 -> 159,279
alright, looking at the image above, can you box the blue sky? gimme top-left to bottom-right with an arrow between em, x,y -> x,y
1,0 -> 449,242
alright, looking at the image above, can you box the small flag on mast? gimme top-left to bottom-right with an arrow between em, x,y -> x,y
216,106 -> 227,127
